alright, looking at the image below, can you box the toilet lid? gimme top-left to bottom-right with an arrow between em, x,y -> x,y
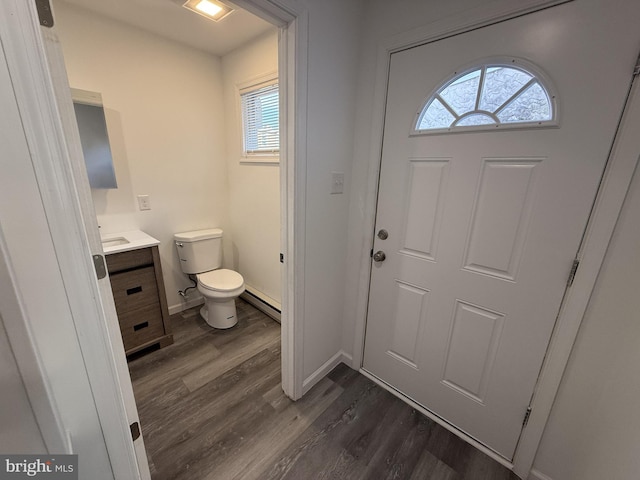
197,269 -> 244,292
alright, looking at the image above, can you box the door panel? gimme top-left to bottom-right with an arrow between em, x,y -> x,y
401,159 -> 450,261
363,0 -> 640,459
442,300 -> 505,404
463,158 -> 540,281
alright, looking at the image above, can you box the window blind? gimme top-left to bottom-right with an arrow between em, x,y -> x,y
241,82 -> 279,155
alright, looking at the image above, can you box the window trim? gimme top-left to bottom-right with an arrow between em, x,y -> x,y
237,71 -> 280,162
411,57 -> 559,136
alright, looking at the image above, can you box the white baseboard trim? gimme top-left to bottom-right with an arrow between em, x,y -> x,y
169,288 -> 281,319
528,468 -> 554,480
341,351 -> 353,368
244,285 -> 281,310
302,350 -> 351,395
240,290 -> 281,322
168,296 -> 204,316
359,368 -> 513,471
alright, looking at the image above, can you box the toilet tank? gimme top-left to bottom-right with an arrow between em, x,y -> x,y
174,228 -> 223,274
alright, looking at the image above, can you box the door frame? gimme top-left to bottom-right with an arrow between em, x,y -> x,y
350,0 -> 640,476
232,0 -> 308,401
0,0 -> 307,477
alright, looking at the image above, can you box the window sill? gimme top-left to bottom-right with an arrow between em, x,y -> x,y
240,155 -> 280,165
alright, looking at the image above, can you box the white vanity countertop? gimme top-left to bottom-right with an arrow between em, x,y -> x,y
101,230 -> 160,255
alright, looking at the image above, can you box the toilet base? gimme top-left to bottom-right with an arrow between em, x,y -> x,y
200,298 -> 238,329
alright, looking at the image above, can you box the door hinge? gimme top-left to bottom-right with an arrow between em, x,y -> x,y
35,0 -> 54,28
522,407 -> 532,427
567,258 -> 580,287
93,254 -> 107,280
130,422 -> 140,441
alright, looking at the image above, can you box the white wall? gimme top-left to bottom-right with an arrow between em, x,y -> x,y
53,1 -> 229,312
221,30 -> 281,308
531,167 -> 640,478
294,0 -> 364,379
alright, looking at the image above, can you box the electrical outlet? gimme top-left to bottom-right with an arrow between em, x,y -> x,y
331,172 -> 344,194
137,195 -> 151,211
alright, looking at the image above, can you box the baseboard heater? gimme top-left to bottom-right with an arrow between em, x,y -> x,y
240,290 -> 281,323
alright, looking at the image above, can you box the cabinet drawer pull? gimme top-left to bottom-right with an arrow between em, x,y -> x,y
127,286 -> 143,295
133,321 -> 149,331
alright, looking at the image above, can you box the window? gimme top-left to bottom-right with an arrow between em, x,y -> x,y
240,78 -> 279,156
415,61 -> 555,134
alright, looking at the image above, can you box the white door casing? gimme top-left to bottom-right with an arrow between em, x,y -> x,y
363,0 -> 640,460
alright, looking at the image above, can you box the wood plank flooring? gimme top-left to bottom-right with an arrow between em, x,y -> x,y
128,299 -> 520,480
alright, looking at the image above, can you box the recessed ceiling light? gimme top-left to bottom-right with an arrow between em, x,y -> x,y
182,0 -> 234,22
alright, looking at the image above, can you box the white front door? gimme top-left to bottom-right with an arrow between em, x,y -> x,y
363,0 -> 640,459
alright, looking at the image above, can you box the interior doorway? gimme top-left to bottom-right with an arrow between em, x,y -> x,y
42,0 -> 291,476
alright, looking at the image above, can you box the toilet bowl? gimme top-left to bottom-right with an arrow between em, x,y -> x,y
174,228 -> 245,329
196,269 -> 245,329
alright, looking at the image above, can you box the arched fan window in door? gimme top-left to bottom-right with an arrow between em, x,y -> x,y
414,60 -> 556,134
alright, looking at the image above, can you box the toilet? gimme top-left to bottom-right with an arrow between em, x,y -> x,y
174,228 -> 244,329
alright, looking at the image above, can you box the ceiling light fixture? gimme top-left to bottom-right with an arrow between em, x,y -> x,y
182,0 -> 234,22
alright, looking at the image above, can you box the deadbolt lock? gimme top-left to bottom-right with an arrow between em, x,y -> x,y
377,229 -> 389,240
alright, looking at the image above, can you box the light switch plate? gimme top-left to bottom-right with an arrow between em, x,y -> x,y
137,195 -> 151,211
331,172 -> 344,194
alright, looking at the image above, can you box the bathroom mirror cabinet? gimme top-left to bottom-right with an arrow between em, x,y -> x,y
71,88 -> 118,189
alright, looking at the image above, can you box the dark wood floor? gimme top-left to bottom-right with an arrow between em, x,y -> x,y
128,299 -> 519,480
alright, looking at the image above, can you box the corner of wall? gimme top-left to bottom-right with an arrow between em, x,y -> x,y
167,295 -> 204,316
302,350 -> 353,395
221,28 -> 281,308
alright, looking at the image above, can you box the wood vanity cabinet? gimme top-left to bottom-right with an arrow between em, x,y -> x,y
106,246 -> 173,356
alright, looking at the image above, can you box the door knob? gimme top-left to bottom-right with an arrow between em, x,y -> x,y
373,250 -> 386,262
